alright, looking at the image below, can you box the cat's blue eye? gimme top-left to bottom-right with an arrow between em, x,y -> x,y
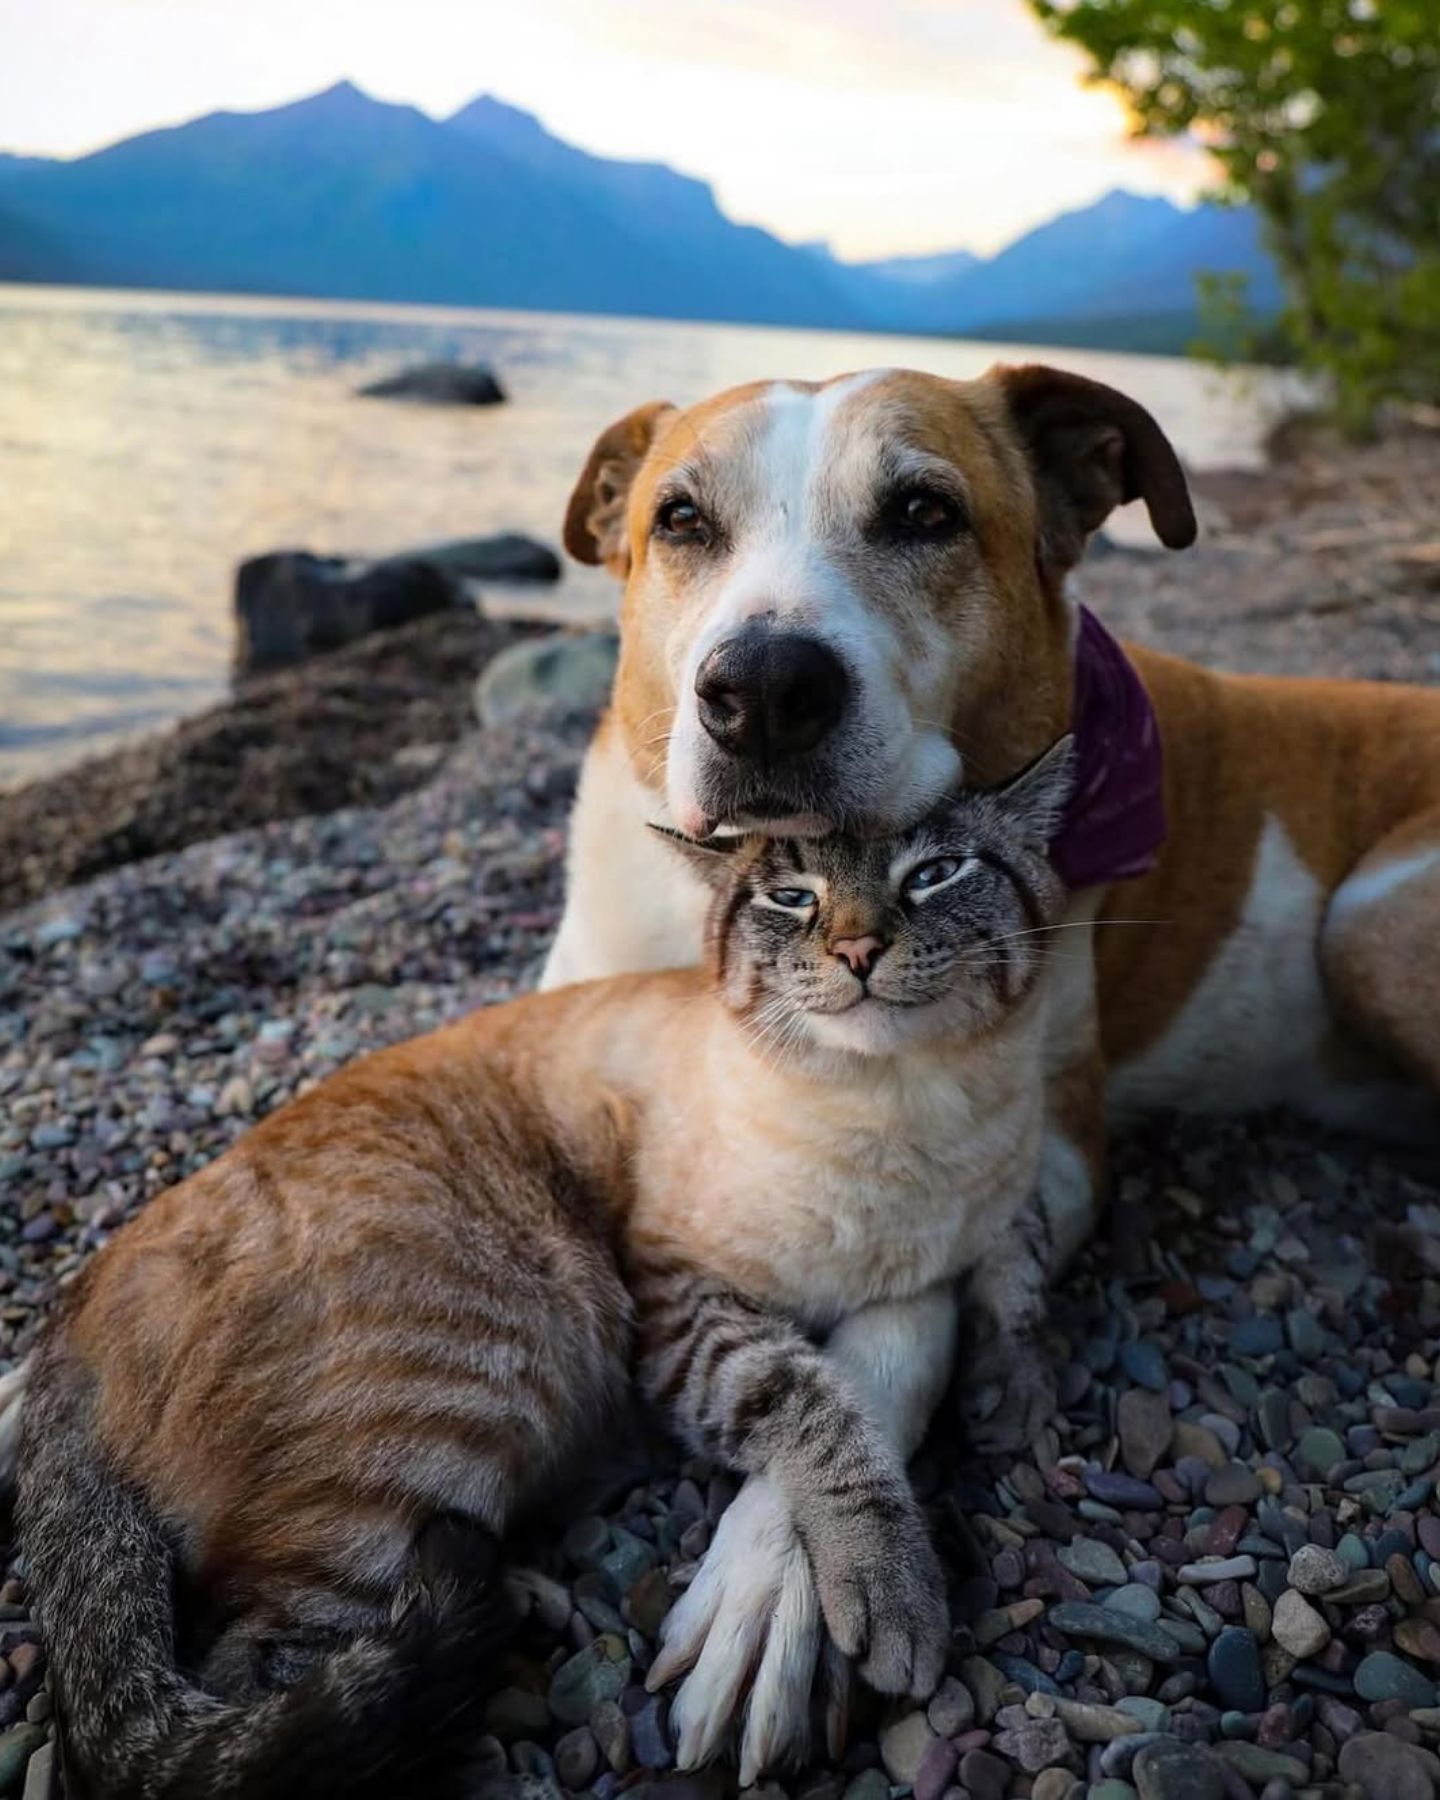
903,856 -> 967,897
764,887 -> 817,912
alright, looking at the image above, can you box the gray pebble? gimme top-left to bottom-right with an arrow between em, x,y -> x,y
912,1735 -> 958,1800
627,1692 -> 670,1769
1209,1741 -> 1307,1785
1177,1557 -> 1256,1586
1206,1627 -> 1265,1715
553,1726 -> 599,1790
878,1710 -> 937,1785
590,1699 -> 630,1773
925,1674 -> 975,1737
1106,1584 -> 1163,1624
1084,1471 -> 1165,1511
1295,1428 -> 1346,1476
1270,1590 -> 1328,1659
1285,1544 -> 1346,1595
1117,1697 -> 1169,1733
548,1638 -> 631,1727
1119,1387 -> 1174,1477
1059,1539 -> 1129,1588
1354,1650 -> 1437,1708
1048,1602 -> 1182,1663
993,1716 -> 1070,1771
1120,1340 -> 1170,1393
1203,1464 -> 1262,1507
0,1727 -> 47,1795
561,1516 -> 611,1569
1230,1317 -> 1284,1357
1337,1731 -> 1436,1800
1133,1737 -> 1225,1800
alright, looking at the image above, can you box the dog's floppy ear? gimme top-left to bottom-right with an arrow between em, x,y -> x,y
564,401 -> 679,575
995,364 -> 1196,577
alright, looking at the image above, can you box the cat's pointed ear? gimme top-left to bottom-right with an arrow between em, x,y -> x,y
994,735 -> 1076,844
647,823 -> 745,889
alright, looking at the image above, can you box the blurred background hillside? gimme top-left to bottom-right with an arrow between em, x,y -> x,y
0,81 -> 1281,347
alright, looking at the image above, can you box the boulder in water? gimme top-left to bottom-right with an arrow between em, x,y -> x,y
235,550 -> 467,675
357,361 -> 506,405
404,533 -> 561,584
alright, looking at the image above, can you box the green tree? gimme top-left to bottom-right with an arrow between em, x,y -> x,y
1029,0 -> 1440,431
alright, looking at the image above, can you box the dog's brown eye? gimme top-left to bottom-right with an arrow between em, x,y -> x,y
886,486 -> 965,542
655,496 -> 710,544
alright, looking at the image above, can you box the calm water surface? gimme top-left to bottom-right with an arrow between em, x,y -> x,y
0,285 -> 1301,786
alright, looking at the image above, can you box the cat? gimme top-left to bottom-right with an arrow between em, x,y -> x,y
17,736 -> 1075,1800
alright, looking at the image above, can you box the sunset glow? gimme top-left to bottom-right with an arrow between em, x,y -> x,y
0,0 -> 1212,258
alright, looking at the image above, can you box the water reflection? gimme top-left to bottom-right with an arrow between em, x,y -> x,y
0,284 -> 1303,786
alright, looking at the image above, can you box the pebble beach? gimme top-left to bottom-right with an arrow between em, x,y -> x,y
1,420 -> 1439,1799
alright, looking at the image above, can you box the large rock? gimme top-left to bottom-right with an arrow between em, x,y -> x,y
0,612 -> 548,910
234,551 -> 467,675
475,630 -> 619,729
405,533 -> 562,584
357,361 -> 506,404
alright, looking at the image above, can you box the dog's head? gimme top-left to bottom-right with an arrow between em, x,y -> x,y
564,366 -> 1194,838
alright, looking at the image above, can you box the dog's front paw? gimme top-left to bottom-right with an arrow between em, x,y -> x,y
961,1329 -> 1057,1455
804,1488 -> 947,1699
647,1474 -> 822,1785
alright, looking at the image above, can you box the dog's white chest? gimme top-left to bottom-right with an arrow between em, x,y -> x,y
1109,815 -> 1329,1119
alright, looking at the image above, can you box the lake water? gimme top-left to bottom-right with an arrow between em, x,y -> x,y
0,284 -> 1301,787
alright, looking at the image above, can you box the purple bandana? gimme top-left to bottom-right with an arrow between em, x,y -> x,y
1049,605 -> 1167,891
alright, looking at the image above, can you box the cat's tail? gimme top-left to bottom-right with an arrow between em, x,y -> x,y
19,1343 -> 512,1800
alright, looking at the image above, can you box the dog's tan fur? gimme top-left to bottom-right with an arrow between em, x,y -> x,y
552,363 -> 1440,1135
545,361 -> 1440,1769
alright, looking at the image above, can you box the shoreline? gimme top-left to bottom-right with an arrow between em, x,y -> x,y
0,609 -> 555,913
4,419 -> 1437,915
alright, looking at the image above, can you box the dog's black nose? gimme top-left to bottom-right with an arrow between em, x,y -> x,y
695,626 -> 849,762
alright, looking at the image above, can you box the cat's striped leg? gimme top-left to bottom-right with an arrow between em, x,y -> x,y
961,1047 -> 1105,1455
959,1187 -> 1060,1454
645,1282 -> 956,1779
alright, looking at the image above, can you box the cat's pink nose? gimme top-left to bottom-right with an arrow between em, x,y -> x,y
831,935 -> 886,979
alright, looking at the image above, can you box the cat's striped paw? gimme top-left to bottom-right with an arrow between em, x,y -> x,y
962,1328 -> 1056,1455
804,1486 -> 948,1700
647,1474 -> 821,1783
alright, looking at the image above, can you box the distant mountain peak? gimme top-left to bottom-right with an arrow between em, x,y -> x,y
447,94 -> 550,144
0,84 -> 1279,342
287,79 -> 379,115
1079,187 -> 1181,220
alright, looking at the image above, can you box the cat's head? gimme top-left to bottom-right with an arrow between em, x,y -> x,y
657,736 -> 1076,1057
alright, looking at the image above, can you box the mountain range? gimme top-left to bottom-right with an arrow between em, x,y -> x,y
0,81 -> 1284,348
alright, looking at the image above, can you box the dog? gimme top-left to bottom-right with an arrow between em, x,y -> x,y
541,363 -> 1440,1775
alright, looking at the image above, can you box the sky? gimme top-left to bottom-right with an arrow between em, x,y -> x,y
0,0 -> 1211,260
